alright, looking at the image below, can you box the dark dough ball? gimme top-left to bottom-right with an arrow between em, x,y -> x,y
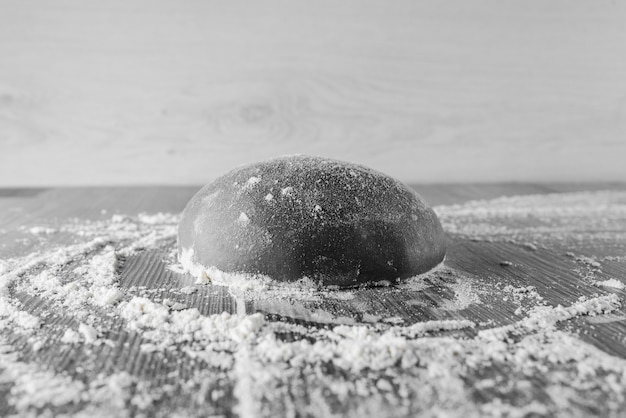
178,155 -> 446,287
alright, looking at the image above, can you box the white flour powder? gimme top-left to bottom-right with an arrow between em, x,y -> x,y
0,192 -> 625,417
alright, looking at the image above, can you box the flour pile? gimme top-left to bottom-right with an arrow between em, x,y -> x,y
0,191 -> 625,417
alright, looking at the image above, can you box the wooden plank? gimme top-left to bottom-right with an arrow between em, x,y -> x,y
1,184 -> 626,417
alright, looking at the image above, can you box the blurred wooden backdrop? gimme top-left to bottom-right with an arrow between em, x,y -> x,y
1,0 -> 625,186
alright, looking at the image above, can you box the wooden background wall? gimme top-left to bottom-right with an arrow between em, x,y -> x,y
1,0 -> 625,186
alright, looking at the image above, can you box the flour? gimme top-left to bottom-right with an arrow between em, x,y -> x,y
438,279 -> 482,311
78,322 -> 99,344
564,251 -> 626,291
434,191 -> 626,242
61,328 -> 82,345
179,247 -> 338,300
594,279 -> 626,290
0,261 -> 41,330
238,212 -> 250,226
83,372 -> 134,416
0,339 -> 85,410
1,192 -> 625,417
281,186 -> 295,196
27,226 -> 57,235
0,299 -> 40,331
435,191 -> 626,220
500,284 -> 544,309
573,254 -> 603,269
178,248 -> 450,306
180,248 -> 272,293
393,319 -> 475,338
478,294 -> 621,342
245,176 -> 261,188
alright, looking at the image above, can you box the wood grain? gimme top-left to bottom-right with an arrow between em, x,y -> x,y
1,1 -> 626,185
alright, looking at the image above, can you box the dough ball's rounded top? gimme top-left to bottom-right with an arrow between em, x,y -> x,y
177,155 -> 446,287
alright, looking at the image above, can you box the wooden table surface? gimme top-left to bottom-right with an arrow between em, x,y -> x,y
1,183 -> 626,417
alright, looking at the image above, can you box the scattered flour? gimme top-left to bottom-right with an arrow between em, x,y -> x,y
0,339 -> 85,411
179,247 -> 332,300
0,299 -> 40,330
523,242 -> 538,251
281,186 -> 295,197
245,176 -> 261,188
79,322 -> 99,344
499,284 -> 546,315
575,255 -> 602,269
61,328 -> 82,345
434,191 -> 626,243
393,319 -> 475,338
0,191 -> 625,417
238,212 -> 250,226
0,261 -> 41,330
478,294 -> 621,342
180,248 -> 272,293
27,226 -> 57,235
438,279 -> 482,311
594,279 -> 626,290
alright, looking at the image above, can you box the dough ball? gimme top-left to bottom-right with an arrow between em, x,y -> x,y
178,155 -> 446,287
